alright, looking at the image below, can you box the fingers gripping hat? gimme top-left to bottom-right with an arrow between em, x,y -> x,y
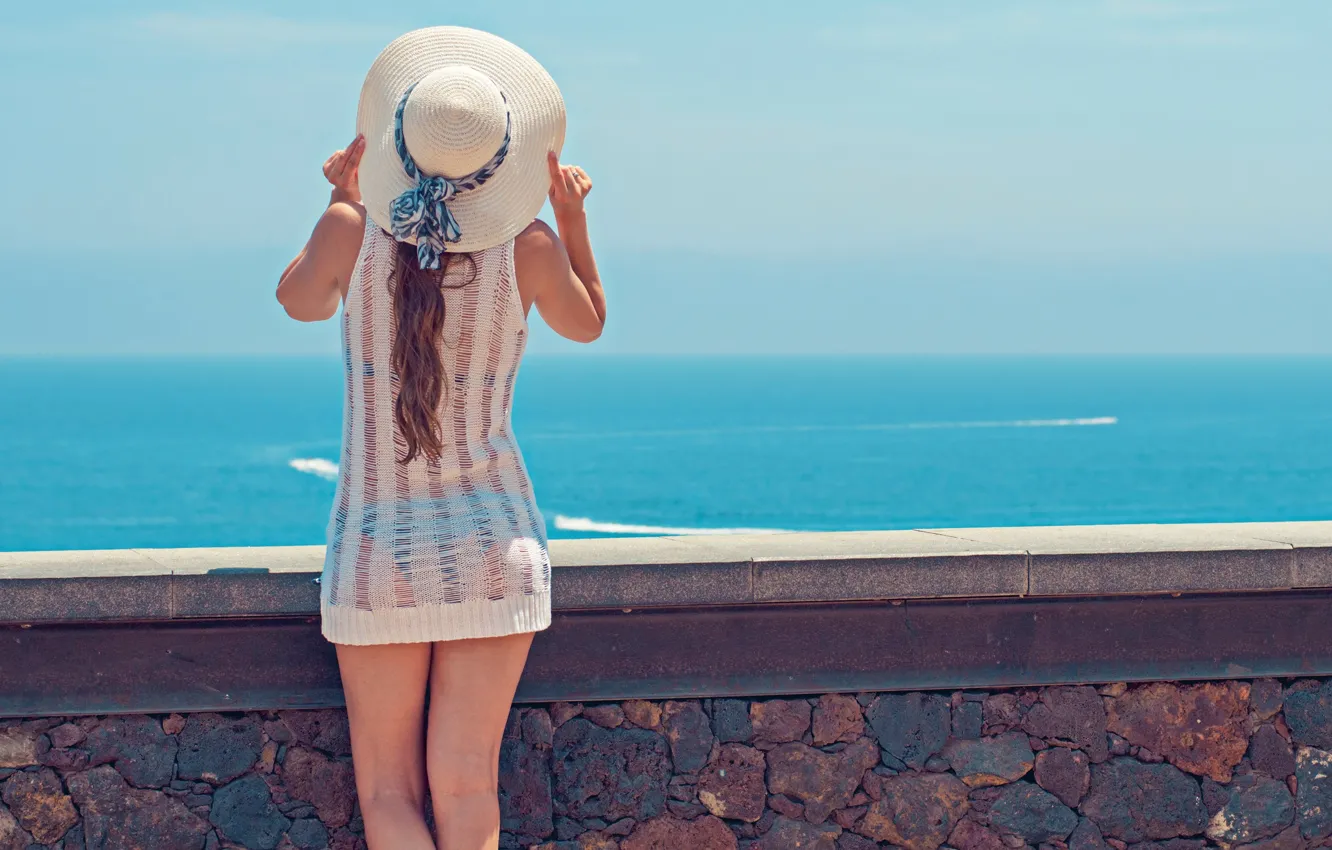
356,27 -> 566,268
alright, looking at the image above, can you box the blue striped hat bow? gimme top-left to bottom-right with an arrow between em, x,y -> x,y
388,82 -> 512,270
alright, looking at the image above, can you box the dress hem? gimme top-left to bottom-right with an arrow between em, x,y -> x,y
321,592 -> 551,645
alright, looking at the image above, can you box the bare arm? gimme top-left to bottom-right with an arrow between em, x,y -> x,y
514,153 -> 606,343
276,136 -> 367,322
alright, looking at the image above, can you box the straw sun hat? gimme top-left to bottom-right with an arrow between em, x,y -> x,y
355,26 -> 566,265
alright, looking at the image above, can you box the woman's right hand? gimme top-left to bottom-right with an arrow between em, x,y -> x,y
547,151 -> 592,220
323,135 -> 365,205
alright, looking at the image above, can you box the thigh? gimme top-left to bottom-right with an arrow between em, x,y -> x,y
426,632 -> 534,785
336,642 -> 433,800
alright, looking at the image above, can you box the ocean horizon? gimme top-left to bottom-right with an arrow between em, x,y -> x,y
3,354 -> 1331,553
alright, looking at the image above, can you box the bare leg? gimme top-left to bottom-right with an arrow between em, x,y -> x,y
336,642 -> 435,850
426,632 -> 534,850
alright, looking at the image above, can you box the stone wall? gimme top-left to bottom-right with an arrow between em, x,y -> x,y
3,678 -> 1332,850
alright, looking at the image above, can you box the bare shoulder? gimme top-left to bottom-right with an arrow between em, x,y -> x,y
306,201 -> 367,277
513,219 -> 572,306
514,219 -> 571,296
514,218 -> 563,259
320,201 -> 367,237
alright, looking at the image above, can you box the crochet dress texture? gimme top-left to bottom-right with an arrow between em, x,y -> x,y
320,222 -> 551,645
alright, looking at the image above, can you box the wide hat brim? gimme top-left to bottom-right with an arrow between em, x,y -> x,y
356,27 -> 566,254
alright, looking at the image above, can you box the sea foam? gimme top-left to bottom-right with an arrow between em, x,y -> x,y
289,458 -> 339,481
553,515 -> 791,536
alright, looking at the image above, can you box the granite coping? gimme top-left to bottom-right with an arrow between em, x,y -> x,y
0,521 -> 1329,624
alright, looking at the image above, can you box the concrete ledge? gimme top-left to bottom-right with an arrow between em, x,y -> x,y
923,521 -> 1332,595
2,521 -> 1331,625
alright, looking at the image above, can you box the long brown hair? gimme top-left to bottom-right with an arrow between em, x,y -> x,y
391,241 -> 471,464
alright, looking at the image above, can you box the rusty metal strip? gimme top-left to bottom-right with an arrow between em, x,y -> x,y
3,590 -> 1332,717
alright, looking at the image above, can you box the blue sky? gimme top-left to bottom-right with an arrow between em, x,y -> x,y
1,0 -> 1328,354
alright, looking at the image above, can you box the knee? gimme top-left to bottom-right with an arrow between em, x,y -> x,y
357,780 -> 428,814
427,749 -> 500,798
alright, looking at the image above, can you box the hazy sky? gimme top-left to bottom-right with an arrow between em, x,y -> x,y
1,1 -> 1328,355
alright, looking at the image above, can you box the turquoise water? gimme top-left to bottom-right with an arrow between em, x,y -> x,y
2,356 -> 1331,552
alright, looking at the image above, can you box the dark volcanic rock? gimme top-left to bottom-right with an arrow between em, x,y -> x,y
832,804 -> 868,829
1250,723 -> 1297,779
663,701 -> 713,773
983,693 -> 1027,735
500,735 -> 554,840
767,738 -> 879,824
550,702 -> 584,728
665,799 -> 706,819
667,773 -> 695,802
1285,681 -> 1332,749
209,774 -> 290,850
813,695 -> 865,746
711,699 -> 752,744
1200,776 -> 1228,816
0,803 -> 32,850
63,822 -> 87,849
620,814 -> 737,850
0,766 -> 78,844
1079,758 -> 1206,843
949,818 -> 1008,850
623,700 -> 663,731
1022,687 -> 1109,763
0,727 -> 42,769
750,700 -> 812,749
287,817 -> 331,849
554,814 -> 580,840
1203,773 -> 1294,845
1126,840 -> 1206,850
1035,747 -> 1092,808
67,764 -> 209,850
282,747 -> 357,829
177,714 -> 263,785
85,715 -> 178,788
866,692 -> 951,770
605,816 -> 636,836
1106,682 -> 1249,782
48,723 -> 86,749
988,782 -> 1078,844
40,746 -> 90,771
954,701 -> 985,740
1069,816 -> 1109,850
944,731 -> 1035,788
855,772 -> 970,850
523,708 -> 555,750
696,744 -> 766,822
327,829 -> 364,850
1239,824 -> 1306,850
1251,679 -> 1284,721
553,718 -> 671,822
584,704 -> 626,729
769,793 -> 805,819
757,816 -> 841,849
572,832 -> 618,850
835,833 -> 879,850
1295,745 -> 1332,840
281,709 -> 352,757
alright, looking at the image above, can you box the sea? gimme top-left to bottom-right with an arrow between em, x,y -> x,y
2,355 -> 1331,553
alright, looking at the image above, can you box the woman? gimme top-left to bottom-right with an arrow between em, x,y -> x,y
276,26 -> 605,850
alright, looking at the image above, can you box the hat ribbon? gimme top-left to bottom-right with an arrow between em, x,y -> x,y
388,82 -> 512,269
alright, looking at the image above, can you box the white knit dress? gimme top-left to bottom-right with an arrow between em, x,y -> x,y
320,222 -> 551,645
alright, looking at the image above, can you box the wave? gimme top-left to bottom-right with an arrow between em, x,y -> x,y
528,416 -> 1118,440
1011,417 -> 1117,427
553,514 -> 793,536
289,458 -> 340,481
